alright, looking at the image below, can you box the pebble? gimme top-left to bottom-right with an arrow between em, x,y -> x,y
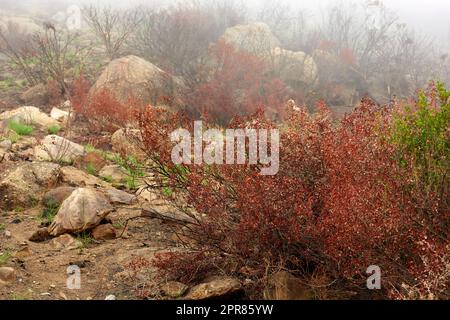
4,230 -> 11,238
105,294 -> 116,300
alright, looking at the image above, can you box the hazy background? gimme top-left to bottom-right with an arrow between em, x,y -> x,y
1,0 -> 449,44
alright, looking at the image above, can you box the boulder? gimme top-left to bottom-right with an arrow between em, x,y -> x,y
48,188 -> 114,236
34,135 -> 86,163
0,162 -> 60,210
42,186 -> 76,207
270,47 -> 318,88
111,128 -> 147,162
0,106 -> 59,128
50,107 -> 69,122
60,166 -> 108,188
11,136 -> 38,152
50,234 -> 82,250
20,83 -> 49,106
263,271 -> 313,300
91,224 -> 116,240
220,22 -> 280,57
105,188 -> 136,205
99,165 -> 129,184
89,55 -> 185,108
0,139 -> 12,152
185,277 -> 242,300
0,267 -> 16,284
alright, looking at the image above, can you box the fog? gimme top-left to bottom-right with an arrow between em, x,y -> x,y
1,0 -> 449,43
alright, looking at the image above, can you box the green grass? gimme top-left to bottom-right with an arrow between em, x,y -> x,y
47,124 -> 61,135
39,199 -> 59,225
0,251 -> 11,265
112,222 -> 124,229
114,155 -> 145,190
102,175 -> 114,183
86,163 -> 97,176
10,292 -> 31,300
8,120 -> 33,136
76,231 -> 94,249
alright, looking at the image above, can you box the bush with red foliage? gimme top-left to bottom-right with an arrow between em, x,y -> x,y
70,74 -> 138,133
137,84 -> 449,299
188,40 -> 291,125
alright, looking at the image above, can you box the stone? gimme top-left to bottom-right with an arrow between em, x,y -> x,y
11,136 -> 38,152
0,162 -> 60,210
104,188 -> 136,205
161,281 -> 189,298
270,47 -> 318,88
263,271 -> 313,300
91,224 -> 116,240
60,166 -> 108,188
185,277 -> 242,300
34,135 -> 86,164
4,230 -> 11,238
105,294 -> 116,300
111,129 -> 147,162
89,55 -> 186,108
220,22 -> 280,57
42,187 -> 76,207
48,188 -> 114,236
0,139 -> 12,151
0,106 -> 59,128
29,227 -> 51,242
50,234 -> 82,250
99,165 -> 129,185
50,107 -> 70,122
20,83 -> 49,106
0,267 -> 16,284
49,188 -> 114,236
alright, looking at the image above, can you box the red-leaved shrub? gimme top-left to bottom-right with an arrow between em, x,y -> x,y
70,75 -> 138,133
136,84 -> 449,299
188,40 -> 291,124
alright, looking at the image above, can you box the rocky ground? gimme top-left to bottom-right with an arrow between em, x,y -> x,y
0,102 -> 245,300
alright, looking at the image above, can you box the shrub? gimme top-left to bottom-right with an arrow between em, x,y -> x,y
8,120 -> 33,136
71,74 -> 138,133
137,83 -> 449,299
188,40 -> 291,125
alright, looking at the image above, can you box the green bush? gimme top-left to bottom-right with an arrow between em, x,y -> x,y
391,81 -> 449,192
47,124 -> 61,134
8,120 -> 33,136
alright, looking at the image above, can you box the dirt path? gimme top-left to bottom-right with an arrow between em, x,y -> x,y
0,203 -> 175,300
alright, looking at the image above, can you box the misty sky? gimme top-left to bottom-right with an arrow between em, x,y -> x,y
1,0 -> 449,42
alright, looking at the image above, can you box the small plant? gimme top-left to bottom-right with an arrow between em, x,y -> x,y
85,163 -> 97,176
0,251 -> 11,265
10,292 -> 31,300
114,154 -> 145,190
76,231 -> 94,248
102,175 -> 114,183
0,224 -> 5,231
39,199 -> 59,225
112,222 -> 124,229
47,124 -> 61,135
8,120 -> 33,136
7,131 -> 20,143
